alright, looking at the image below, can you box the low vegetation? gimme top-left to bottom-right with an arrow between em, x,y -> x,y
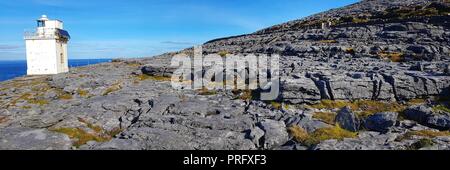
379,52 -> 404,62
0,116 -> 8,124
10,93 -> 49,106
218,51 -> 229,57
309,99 -> 406,118
319,40 -> 337,43
78,117 -> 103,133
288,125 -> 357,147
51,118 -> 123,147
432,105 -> 450,113
102,82 -> 122,96
345,48 -> 355,54
197,87 -> 217,96
135,74 -> 151,81
313,112 -> 336,125
396,130 -> 450,141
76,89 -> 90,98
57,92 -> 73,100
51,127 -> 110,147
232,89 -> 256,101
406,138 -> 435,150
270,101 -> 282,110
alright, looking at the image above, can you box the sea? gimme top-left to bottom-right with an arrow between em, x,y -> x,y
0,59 -> 112,82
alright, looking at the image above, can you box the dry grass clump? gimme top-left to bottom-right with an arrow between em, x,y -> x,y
52,127 -> 110,147
232,89 -> 256,101
396,130 -> 450,141
310,100 -> 405,118
218,51 -> 229,57
379,52 -> 404,62
197,87 -> 217,96
102,82 -> 122,96
52,118 -> 123,147
432,105 -> 450,113
345,48 -> 355,54
313,112 -> 337,125
0,116 -> 8,124
319,40 -> 337,43
76,89 -> 90,98
288,125 -> 357,147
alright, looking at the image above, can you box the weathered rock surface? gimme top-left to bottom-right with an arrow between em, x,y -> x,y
0,127 -> 71,150
405,105 -> 450,130
0,0 -> 449,150
364,112 -> 398,133
336,107 -> 360,132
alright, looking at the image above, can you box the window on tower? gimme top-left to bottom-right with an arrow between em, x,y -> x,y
37,21 -> 45,27
60,53 -> 64,64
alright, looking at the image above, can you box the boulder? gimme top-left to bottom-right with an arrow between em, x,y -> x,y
426,115 -> 450,130
257,119 -> 289,149
364,112 -> 398,133
404,105 -> 433,123
335,106 -> 360,132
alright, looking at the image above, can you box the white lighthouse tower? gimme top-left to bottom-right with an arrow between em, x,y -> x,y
24,15 -> 70,75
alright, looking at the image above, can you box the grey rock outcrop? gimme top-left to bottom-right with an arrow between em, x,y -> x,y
335,106 -> 360,132
257,119 -> 289,149
364,112 -> 398,133
0,127 -> 72,150
0,0 -> 449,150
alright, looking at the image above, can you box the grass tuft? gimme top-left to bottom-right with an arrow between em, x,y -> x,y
396,130 -> 450,141
52,127 -> 110,147
288,125 -> 357,147
77,89 -> 90,98
379,52 -> 404,62
197,87 -> 217,96
432,105 -> 450,113
313,112 -> 336,125
218,51 -> 229,57
102,82 -> 122,96
309,100 -> 405,118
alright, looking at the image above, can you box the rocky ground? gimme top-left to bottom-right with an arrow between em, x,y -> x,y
1,0 -> 450,150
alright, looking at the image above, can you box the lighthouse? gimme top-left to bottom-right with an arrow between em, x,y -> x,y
24,15 -> 70,75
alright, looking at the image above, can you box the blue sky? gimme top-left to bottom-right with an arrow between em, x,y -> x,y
0,0 -> 358,60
